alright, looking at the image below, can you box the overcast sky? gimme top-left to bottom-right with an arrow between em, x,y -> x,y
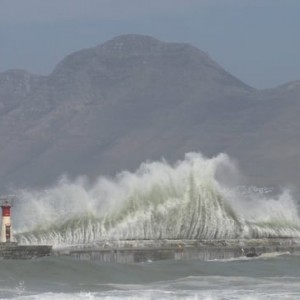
0,0 -> 299,89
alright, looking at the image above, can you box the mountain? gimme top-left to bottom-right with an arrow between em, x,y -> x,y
0,34 -> 299,190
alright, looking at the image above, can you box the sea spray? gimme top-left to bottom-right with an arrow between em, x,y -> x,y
12,152 -> 300,247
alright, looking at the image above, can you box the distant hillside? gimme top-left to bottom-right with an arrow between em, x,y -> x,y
0,34 -> 299,190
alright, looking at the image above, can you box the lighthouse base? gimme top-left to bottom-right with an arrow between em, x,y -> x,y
0,242 -> 52,259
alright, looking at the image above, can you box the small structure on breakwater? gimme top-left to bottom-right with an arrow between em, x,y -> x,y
0,196 -> 52,259
0,197 -> 13,243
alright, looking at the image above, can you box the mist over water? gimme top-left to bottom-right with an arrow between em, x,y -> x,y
12,153 -> 300,247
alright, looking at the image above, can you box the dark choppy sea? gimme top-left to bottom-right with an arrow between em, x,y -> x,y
0,253 -> 299,299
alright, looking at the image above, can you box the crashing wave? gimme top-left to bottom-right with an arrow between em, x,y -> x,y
13,153 -> 300,246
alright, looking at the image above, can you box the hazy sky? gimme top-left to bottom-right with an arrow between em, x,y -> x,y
0,0 -> 299,89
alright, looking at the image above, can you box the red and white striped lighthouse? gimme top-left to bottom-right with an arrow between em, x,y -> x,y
0,198 -> 13,243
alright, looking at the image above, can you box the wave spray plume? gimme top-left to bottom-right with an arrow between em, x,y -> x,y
13,153 -> 300,247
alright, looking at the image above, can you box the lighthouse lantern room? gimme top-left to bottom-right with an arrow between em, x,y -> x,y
0,196 -> 14,243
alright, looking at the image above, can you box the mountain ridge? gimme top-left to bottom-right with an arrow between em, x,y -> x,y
0,34 -> 299,190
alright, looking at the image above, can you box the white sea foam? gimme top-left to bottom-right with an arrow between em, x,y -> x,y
5,288 -> 300,300
12,152 -> 300,246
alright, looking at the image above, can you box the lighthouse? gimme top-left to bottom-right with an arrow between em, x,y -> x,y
0,197 -> 13,243
0,195 -> 52,259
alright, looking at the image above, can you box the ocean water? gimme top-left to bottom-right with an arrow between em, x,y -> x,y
2,152 -> 300,299
0,254 -> 300,299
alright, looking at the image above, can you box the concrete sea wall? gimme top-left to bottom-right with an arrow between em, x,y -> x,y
0,243 -> 52,259
53,238 -> 300,263
2,238 -> 298,261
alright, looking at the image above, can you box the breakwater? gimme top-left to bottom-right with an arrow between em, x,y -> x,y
0,242 -> 52,259
53,238 -> 300,263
